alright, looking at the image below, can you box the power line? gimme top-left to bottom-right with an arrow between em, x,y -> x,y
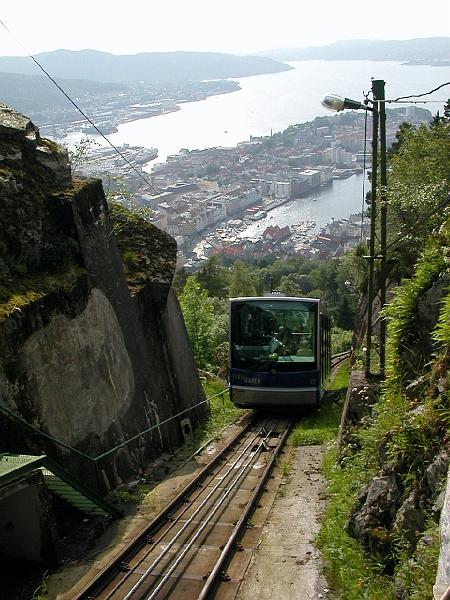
390,81 -> 450,103
0,18 -> 223,255
387,100 -> 449,104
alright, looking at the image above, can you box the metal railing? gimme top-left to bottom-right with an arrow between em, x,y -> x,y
0,388 -> 228,495
2,351 -> 346,495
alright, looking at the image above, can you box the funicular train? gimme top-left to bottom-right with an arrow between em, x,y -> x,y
229,297 -> 331,408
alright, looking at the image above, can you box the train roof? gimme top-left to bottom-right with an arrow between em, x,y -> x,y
230,296 -> 320,304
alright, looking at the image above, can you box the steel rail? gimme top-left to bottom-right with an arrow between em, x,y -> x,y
140,422 -> 279,600
73,418 -> 255,600
103,422 -> 269,600
331,350 -> 351,369
198,424 -> 291,600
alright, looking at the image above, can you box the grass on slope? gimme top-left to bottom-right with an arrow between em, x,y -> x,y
289,361 -> 349,446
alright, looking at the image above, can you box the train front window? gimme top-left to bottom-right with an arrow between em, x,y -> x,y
231,300 -> 318,371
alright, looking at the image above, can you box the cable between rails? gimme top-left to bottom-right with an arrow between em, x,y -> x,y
126,421 -> 278,600
102,421 -> 267,599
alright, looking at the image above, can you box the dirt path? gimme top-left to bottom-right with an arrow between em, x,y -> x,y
236,445 -> 330,600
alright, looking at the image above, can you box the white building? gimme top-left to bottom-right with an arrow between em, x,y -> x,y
270,181 -> 291,199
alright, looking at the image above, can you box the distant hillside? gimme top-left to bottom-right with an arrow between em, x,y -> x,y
261,37 -> 450,63
0,50 -> 292,84
0,71 -> 127,114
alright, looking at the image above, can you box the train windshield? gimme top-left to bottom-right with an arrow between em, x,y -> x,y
231,300 -> 318,372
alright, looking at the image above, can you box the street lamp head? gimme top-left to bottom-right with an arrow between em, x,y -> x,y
321,94 -> 370,112
321,94 -> 346,112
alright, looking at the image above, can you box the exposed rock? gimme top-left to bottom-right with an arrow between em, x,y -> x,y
399,273 -> 450,381
0,104 -> 73,285
405,375 -> 428,400
337,371 -> 380,455
435,470 -> 450,597
347,474 -> 402,550
34,140 -> 71,188
340,371 -> 380,425
378,431 -> 395,470
109,202 -> 176,304
0,169 -> 19,196
432,488 -> 446,519
0,144 -> 22,166
0,104 -> 206,490
426,449 -> 450,497
0,103 -> 38,142
394,490 -> 426,549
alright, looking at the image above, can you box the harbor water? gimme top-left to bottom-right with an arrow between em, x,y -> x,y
64,60 -> 448,234
77,60 -> 450,163
239,174 -> 368,239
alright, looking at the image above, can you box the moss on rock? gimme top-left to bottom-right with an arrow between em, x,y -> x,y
108,201 -> 177,293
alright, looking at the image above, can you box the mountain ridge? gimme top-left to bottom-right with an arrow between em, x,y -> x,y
259,37 -> 450,63
0,49 -> 292,84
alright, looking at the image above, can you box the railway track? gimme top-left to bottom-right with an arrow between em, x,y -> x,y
74,352 -> 349,600
74,417 -> 290,600
331,350 -> 351,371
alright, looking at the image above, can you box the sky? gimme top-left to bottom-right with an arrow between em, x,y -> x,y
0,0 -> 449,57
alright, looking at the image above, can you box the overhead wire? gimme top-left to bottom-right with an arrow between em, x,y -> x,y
386,99 -> 449,104
0,17 -> 224,255
2,18 -> 449,262
390,81 -> 450,103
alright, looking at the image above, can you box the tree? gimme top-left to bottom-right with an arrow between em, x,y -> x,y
334,293 -> 355,330
444,99 -> 450,122
179,277 -> 217,369
279,273 -> 304,297
172,267 -> 189,294
387,122 -> 414,159
195,256 -> 229,298
68,137 -> 99,176
229,260 -> 257,297
386,120 -> 450,277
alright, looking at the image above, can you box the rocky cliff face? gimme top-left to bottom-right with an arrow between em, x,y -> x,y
0,103 -> 206,490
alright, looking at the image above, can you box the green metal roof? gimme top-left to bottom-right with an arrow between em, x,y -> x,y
0,453 -> 121,519
0,453 -> 46,486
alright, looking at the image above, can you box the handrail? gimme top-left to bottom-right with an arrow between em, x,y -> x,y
2,352 -> 343,491
0,389 -> 228,463
0,401 -> 93,460
93,397 -> 212,461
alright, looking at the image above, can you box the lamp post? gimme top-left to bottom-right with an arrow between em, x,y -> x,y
321,80 -> 387,378
375,80 -> 387,378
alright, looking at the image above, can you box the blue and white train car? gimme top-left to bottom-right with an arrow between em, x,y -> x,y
229,297 -> 331,408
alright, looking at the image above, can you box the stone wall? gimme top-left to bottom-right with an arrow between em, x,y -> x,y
0,104 -> 206,490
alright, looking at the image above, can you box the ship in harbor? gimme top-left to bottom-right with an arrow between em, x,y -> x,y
82,123 -> 119,135
76,144 -> 159,180
250,210 -> 268,221
135,147 -> 159,163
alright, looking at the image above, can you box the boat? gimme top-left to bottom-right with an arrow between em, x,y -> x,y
82,124 -> 118,135
135,148 -> 159,163
251,210 -> 268,221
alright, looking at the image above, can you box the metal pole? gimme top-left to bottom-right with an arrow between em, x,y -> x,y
365,86 -> 378,378
374,80 -> 387,377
